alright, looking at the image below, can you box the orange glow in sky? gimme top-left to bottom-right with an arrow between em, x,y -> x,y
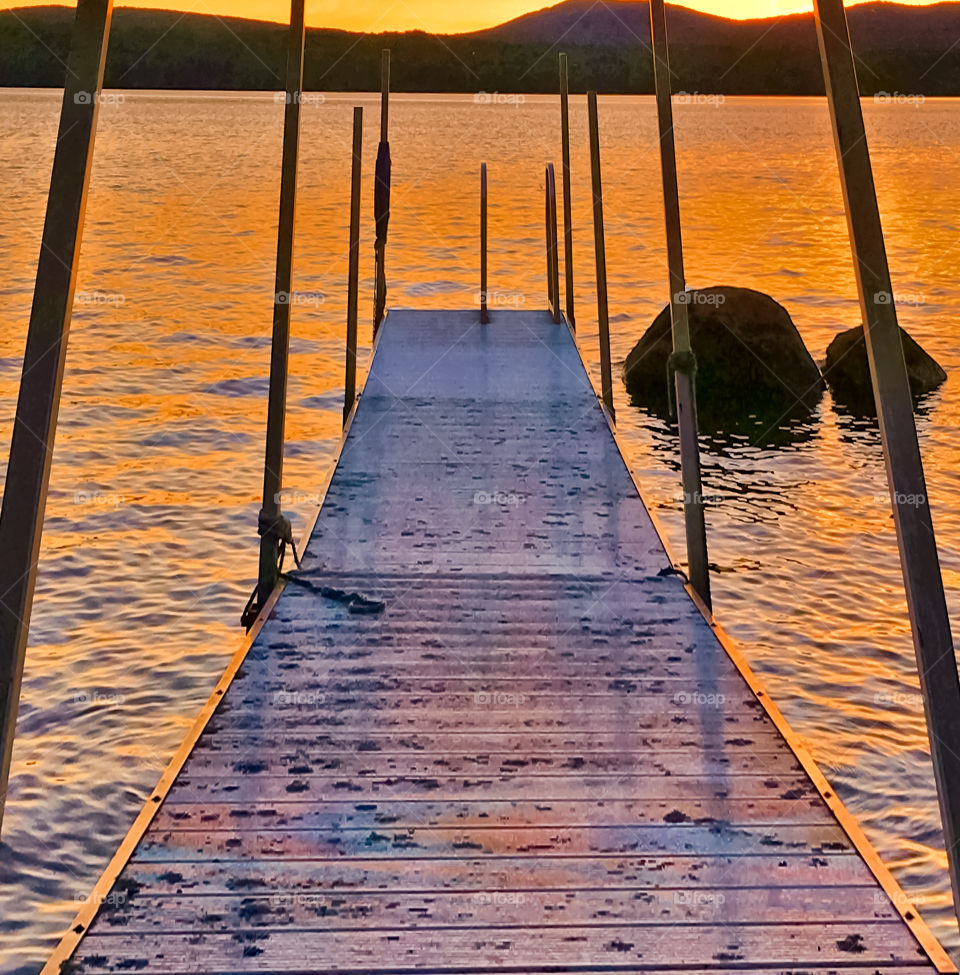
0,0 -> 945,33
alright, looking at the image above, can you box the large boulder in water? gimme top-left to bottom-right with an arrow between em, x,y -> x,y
623,286 -> 824,428
824,325 -> 946,413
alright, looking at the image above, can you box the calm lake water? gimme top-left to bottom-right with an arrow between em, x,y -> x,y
2,89 -> 960,972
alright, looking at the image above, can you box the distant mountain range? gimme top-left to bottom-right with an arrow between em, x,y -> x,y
2,1 -> 960,94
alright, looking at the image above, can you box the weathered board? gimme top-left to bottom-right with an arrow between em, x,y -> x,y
49,310 -> 953,974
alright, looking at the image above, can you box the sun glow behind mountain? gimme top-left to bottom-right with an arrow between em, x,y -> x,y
0,0 -> 948,33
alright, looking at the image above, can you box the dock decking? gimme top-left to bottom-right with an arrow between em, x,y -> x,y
49,310 -> 953,974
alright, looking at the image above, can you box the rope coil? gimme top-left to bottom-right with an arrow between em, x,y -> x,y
241,510 -> 303,629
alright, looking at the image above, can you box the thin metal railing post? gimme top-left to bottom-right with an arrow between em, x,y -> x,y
559,52 -> 575,330
344,107 -> 363,426
256,0 -> 306,610
546,164 -> 561,324
380,49 -> 390,138
649,0 -> 711,610
587,92 -> 615,422
0,0 -> 114,837
373,49 -> 391,336
480,163 -> 489,324
545,170 -> 553,310
814,0 -> 960,922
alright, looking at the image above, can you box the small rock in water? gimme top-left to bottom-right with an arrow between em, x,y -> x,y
824,324 -> 946,414
622,286 -> 824,432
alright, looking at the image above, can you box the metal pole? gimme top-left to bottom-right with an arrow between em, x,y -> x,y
648,0 -> 711,610
257,0 -> 305,609
559,52 -> 575,330
587,92 -> 615,422
480,163 -> 489,324
545,170 -> 553,311
0,0 -> 114,837
380,49 -> 390,141
546,164 -> 561,324
814,0 -> 960,922
344,107 -> 363,426
373,49 -> 391,336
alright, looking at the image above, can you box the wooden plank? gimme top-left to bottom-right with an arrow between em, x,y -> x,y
79,887 -> 903,936
203,712 -> 784,737
206,708 -> 776,736
178,749 -> 804,778
117,851 -> 881,895
70,921 -> 932,972
189,730 -> 794,751
152,797 -> 832,833
133,823 -> 851,863
167,772 -> 821,804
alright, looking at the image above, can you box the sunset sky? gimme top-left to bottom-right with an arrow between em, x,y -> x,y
0,0 -> 947,33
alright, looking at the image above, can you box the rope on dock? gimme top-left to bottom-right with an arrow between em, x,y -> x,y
241,512 -> 303,629
281,573 -> 386,615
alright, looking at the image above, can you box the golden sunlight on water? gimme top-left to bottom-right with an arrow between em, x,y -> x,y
1,90 -> 960,972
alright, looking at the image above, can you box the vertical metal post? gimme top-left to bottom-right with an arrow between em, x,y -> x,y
559,52 -> 575,330
649,0 -> 711,610
344,107 -> 363,426
587,92 -> 615,422
480,163 -> 489,324
814,0 -> 960,922
373,49 -> 391,336
257,0 -> 305,609
545,164 -> 561,324
380,49 -> 390,141
0,0 -> 114,837
545,171 -> 553,311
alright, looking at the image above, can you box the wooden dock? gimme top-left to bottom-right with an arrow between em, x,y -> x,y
46,309 -> 954,974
